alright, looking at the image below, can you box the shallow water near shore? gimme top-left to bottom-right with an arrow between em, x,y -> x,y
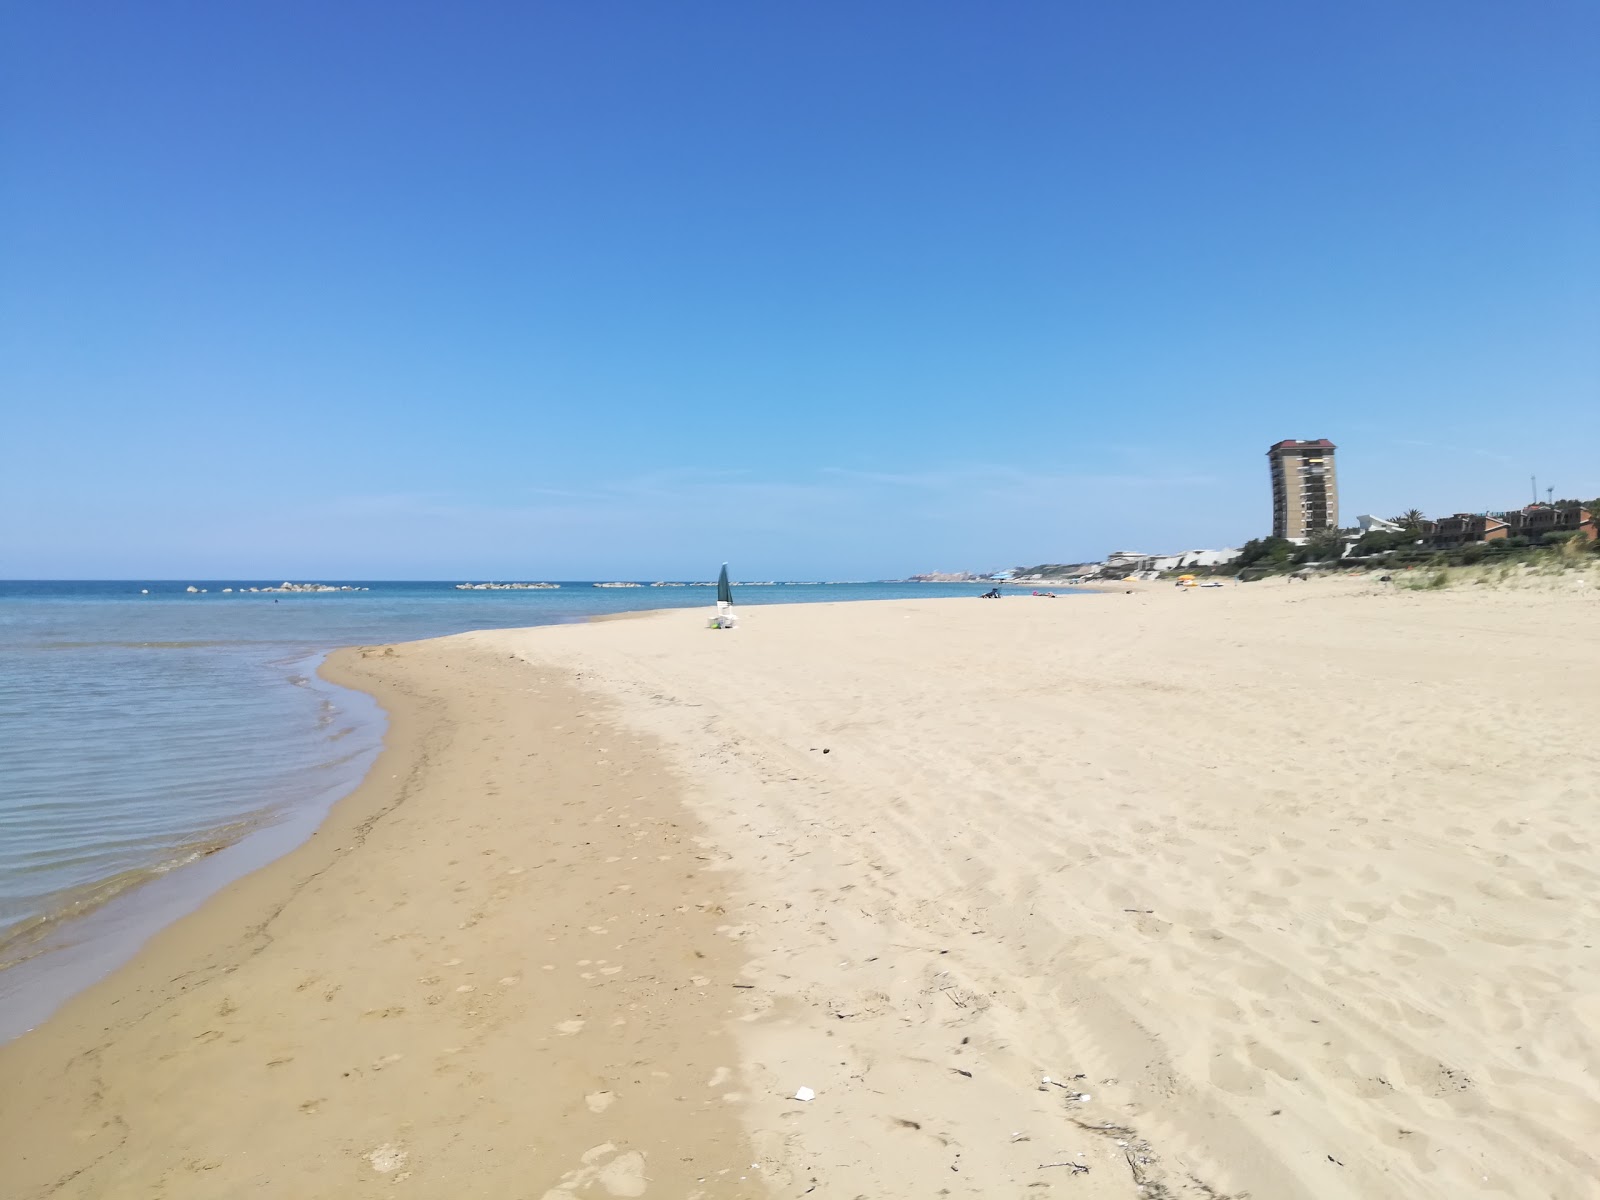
0,577 -> 1007,1038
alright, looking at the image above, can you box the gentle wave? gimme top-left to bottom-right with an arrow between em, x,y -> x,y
0,823 -> 254,969
31,640 -> 281,650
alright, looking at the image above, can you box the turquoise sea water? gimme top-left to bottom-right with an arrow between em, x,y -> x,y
0,578 -> 994,1036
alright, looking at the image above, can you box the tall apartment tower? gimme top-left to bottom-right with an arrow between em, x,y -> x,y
1268,439 -> 1338,539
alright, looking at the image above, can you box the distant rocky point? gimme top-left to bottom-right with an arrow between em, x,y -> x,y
261,583 -> 368,593
454,582 -> 560,590
184,583 -> 369,593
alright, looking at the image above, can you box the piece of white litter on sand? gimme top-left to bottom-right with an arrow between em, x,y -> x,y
794,1086 -> 815,1102
1078,1093 -> 1092,1102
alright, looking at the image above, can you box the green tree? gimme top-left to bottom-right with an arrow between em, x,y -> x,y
1238,536 -> 1295,568
1390,508 -> 1427,532
1353,529 -> 1407,556
1306,530 -> 1345,561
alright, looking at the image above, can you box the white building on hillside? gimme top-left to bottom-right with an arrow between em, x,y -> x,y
1356,514 -> 1403,534
1175,546 -> 1242,568
1105,547 -> 1242,575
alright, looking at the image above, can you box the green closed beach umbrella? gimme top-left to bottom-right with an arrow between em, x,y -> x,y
716,563 -> 732,606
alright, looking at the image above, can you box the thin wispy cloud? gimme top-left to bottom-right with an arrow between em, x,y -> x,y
268,461 -> 1234,578
821,463 -> 1215,487
1393,439 -> 1516,466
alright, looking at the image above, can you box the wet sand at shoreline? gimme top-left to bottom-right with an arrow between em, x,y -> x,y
3,578 -> 1598,1198
0,643 -> 755,1198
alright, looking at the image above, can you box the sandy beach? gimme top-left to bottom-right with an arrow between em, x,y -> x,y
4,577 -> 1599,1198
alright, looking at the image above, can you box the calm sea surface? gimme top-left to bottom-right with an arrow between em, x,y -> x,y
0,578 -> 993,1036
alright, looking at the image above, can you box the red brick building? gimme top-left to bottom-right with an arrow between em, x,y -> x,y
1424,504 -> 1595,548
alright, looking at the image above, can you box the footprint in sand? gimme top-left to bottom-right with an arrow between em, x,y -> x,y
367,1143 -> 408,1173
542,1143 -> 647,1199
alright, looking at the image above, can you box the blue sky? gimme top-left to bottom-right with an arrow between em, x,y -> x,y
4,1 -> 1596,578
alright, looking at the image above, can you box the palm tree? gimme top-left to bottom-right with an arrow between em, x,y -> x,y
1391,508 -> 1426,531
